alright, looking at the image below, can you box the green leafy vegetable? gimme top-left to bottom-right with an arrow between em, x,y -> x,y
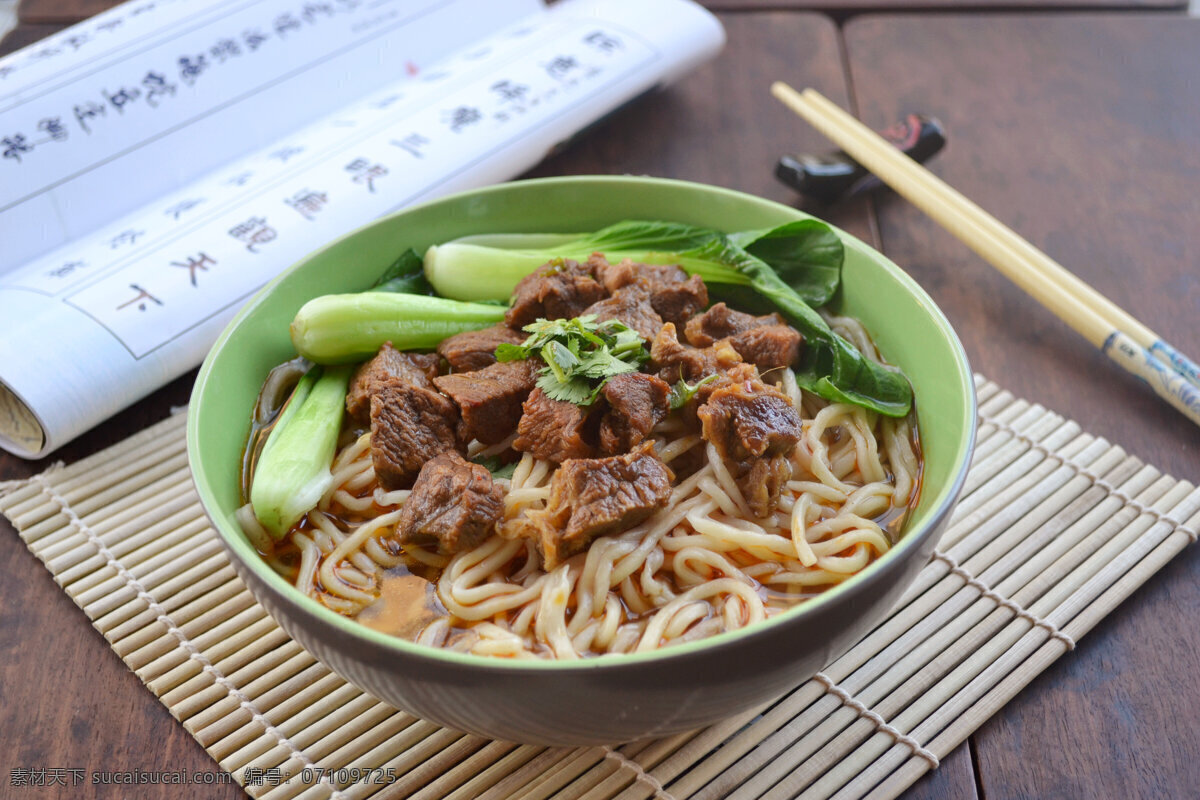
371,248 -> 435,295
471,454 -> 518,481
497,315 -> 648,406
290,291 -> 505,364
668,374 -> 719,410
792,334 -> 910,415
250,365 -> 352,539
730,219 -> 844,306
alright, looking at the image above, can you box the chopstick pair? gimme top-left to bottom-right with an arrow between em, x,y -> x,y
771,83 -> 1200,428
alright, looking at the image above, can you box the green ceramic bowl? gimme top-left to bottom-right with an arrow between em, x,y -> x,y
189,176 -> 975,745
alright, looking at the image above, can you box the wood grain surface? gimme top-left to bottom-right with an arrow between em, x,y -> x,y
703,0 -> 1183,11
15,0 -> 1187,26
16,0 -> 114,24
844,13 -> 1200,799
0,20 -> 65,50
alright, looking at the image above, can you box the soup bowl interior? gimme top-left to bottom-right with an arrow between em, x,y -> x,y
189,176 -> 975,745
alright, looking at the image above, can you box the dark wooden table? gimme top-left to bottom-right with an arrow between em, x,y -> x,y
705,0 -> 1182,10
844,14 -> 1200,799
13,0 -> 1187,20
2,3 -> 1197,799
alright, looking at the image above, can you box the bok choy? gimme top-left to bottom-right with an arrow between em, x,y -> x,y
425,220 -> 912,417
250,365 -> 352,538
291,291 -> 505,363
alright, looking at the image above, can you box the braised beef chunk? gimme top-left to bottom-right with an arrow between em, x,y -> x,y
592,256 -> 707,326
593,256 -> 688,294
650,322 -> 714,382
370,383 -> 461,490
437,324 -> 527,373
650,323 -> 742,384
699,378 -> 801,461
650,273 -> 708,326
524,444 -> 672,568
581,283 -> 664,341
506,258 -> 607,328
697,375 -> 801,517
433,360 -> 537,445
397,451 -> 504,555
740,455 -> 793,519
346,344 -> 440,424
684,303 -> 802,370
727,325 -> 802,371
513,387 -> 596,463
684,303 -> 772,346
599,372 -> 670,454
686,362 -> 758,412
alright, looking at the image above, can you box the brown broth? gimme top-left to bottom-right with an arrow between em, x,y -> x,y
356,565 -> 448,640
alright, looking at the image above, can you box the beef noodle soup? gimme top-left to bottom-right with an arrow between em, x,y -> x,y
239,253 -> 921,659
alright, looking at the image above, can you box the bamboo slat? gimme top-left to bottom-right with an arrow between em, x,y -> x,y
1,378 -> 1195,800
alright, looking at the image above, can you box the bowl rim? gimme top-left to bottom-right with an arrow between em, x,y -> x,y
188,174 -> 977,672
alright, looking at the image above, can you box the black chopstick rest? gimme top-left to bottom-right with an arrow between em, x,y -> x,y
775,114 -> 946,205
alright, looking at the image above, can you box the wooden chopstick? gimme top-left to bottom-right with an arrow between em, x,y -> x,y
791,87 -> 1200,391
771,82 -> 1200,427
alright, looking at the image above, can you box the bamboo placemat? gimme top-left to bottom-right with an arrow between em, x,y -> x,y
1,375 -> 1197,800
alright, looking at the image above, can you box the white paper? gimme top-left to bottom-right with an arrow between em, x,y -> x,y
0,0 -> 542,270
0,0 -> 724,458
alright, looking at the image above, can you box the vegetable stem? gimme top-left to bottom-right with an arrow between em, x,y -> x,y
425,241 -> 752,302
250,365 -> 352,539
291,292 -> 505,363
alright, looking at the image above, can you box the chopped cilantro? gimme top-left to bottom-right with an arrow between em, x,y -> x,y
496,315 -> 649,406
668,374 -> 718,410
